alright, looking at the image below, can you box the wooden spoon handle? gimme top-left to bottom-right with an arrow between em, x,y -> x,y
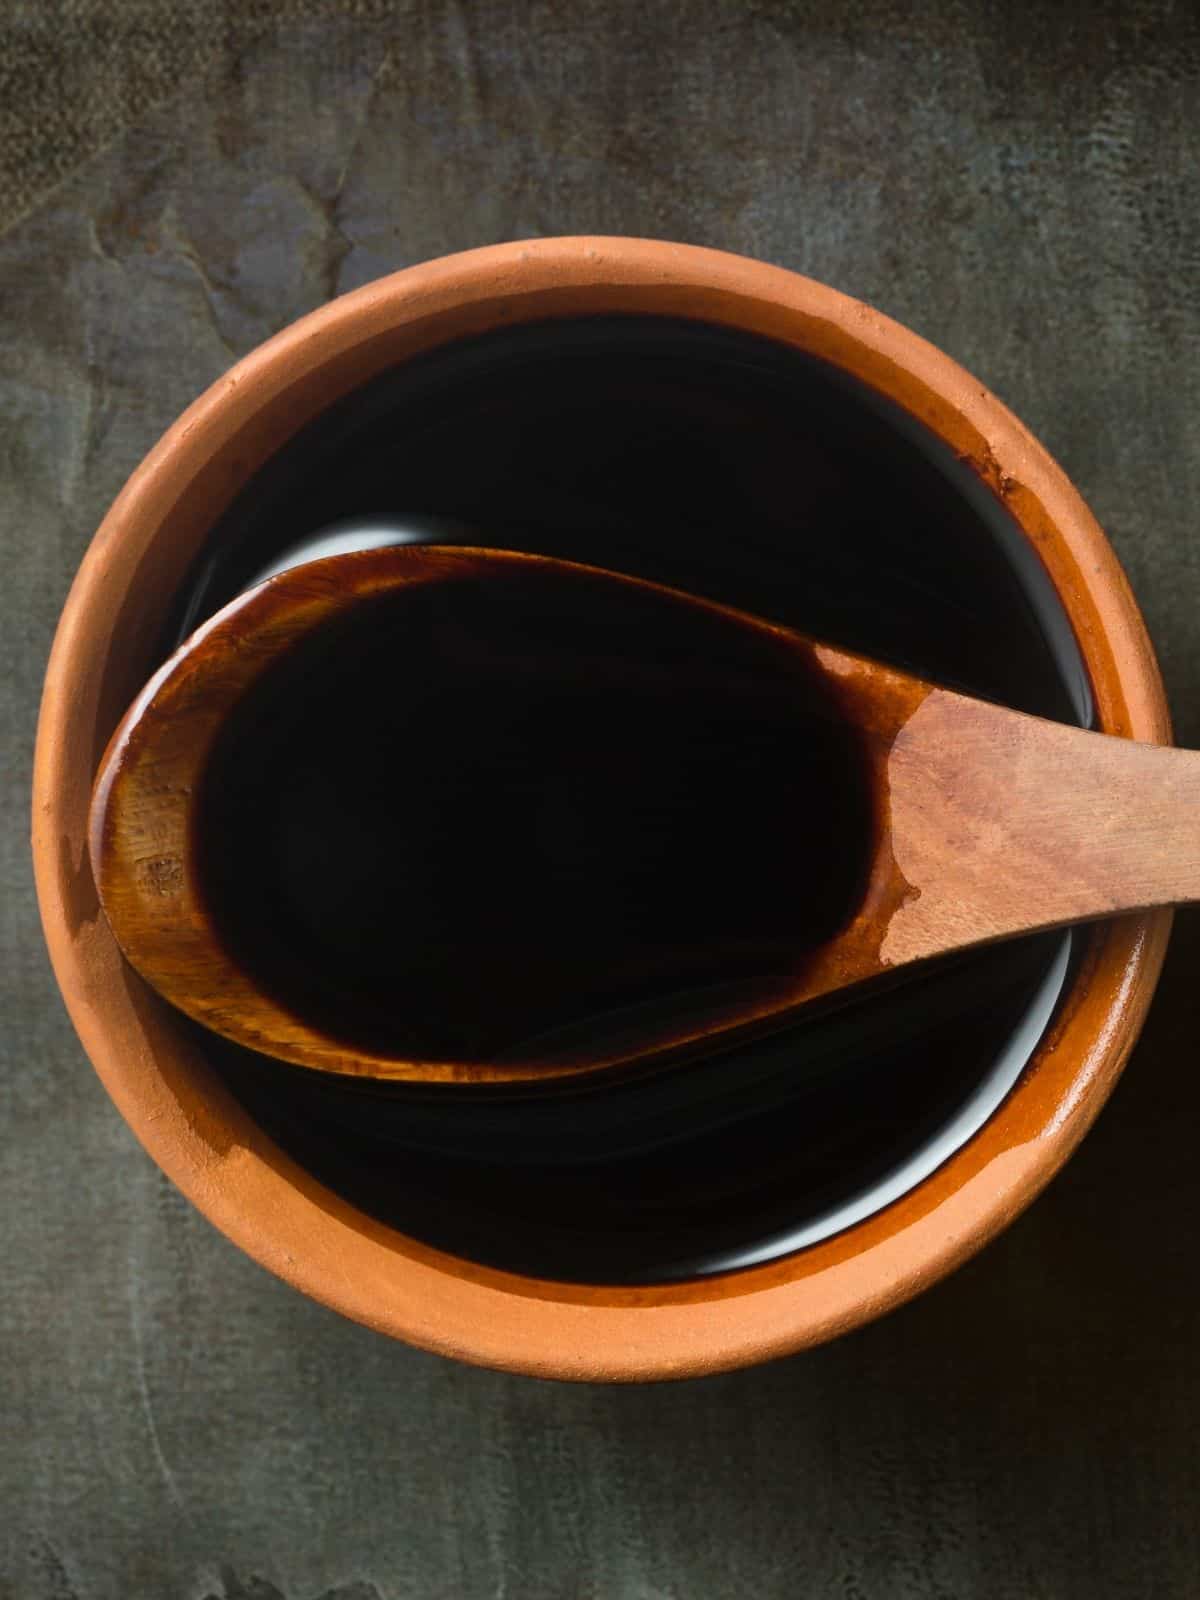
877,689 -> 1196,966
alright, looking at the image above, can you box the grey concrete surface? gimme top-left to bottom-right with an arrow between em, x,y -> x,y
3,3 -> 1200,1595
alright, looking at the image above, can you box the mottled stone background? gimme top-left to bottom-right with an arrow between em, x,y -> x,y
4,2 -> 1200,1596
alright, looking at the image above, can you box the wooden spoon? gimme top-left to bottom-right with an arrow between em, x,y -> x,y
90,545 -> 1194,1087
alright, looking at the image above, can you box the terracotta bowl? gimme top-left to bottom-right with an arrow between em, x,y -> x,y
33,238 -> 1171,1381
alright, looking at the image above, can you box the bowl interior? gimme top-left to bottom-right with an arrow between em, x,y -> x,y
150,315 -> 1095,1284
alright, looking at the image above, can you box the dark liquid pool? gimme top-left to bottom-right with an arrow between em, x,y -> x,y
169,316 -> 1091,1284
198,564 -> 874,1067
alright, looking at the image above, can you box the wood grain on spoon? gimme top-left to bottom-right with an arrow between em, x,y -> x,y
88,546 -> 1198,1086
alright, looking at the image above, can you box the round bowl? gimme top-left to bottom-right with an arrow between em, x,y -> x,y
33,238 -> 1171,1380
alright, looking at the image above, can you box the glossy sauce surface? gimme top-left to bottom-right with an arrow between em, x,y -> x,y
172,316 -> 1089,1283
198,568 -> 872,1065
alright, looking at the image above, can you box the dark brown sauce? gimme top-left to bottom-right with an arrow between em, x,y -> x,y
171,315 -> 1090,1283
197,565 -> 873,1065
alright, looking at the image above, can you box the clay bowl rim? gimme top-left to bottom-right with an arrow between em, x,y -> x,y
33,237 -> 1172,1382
